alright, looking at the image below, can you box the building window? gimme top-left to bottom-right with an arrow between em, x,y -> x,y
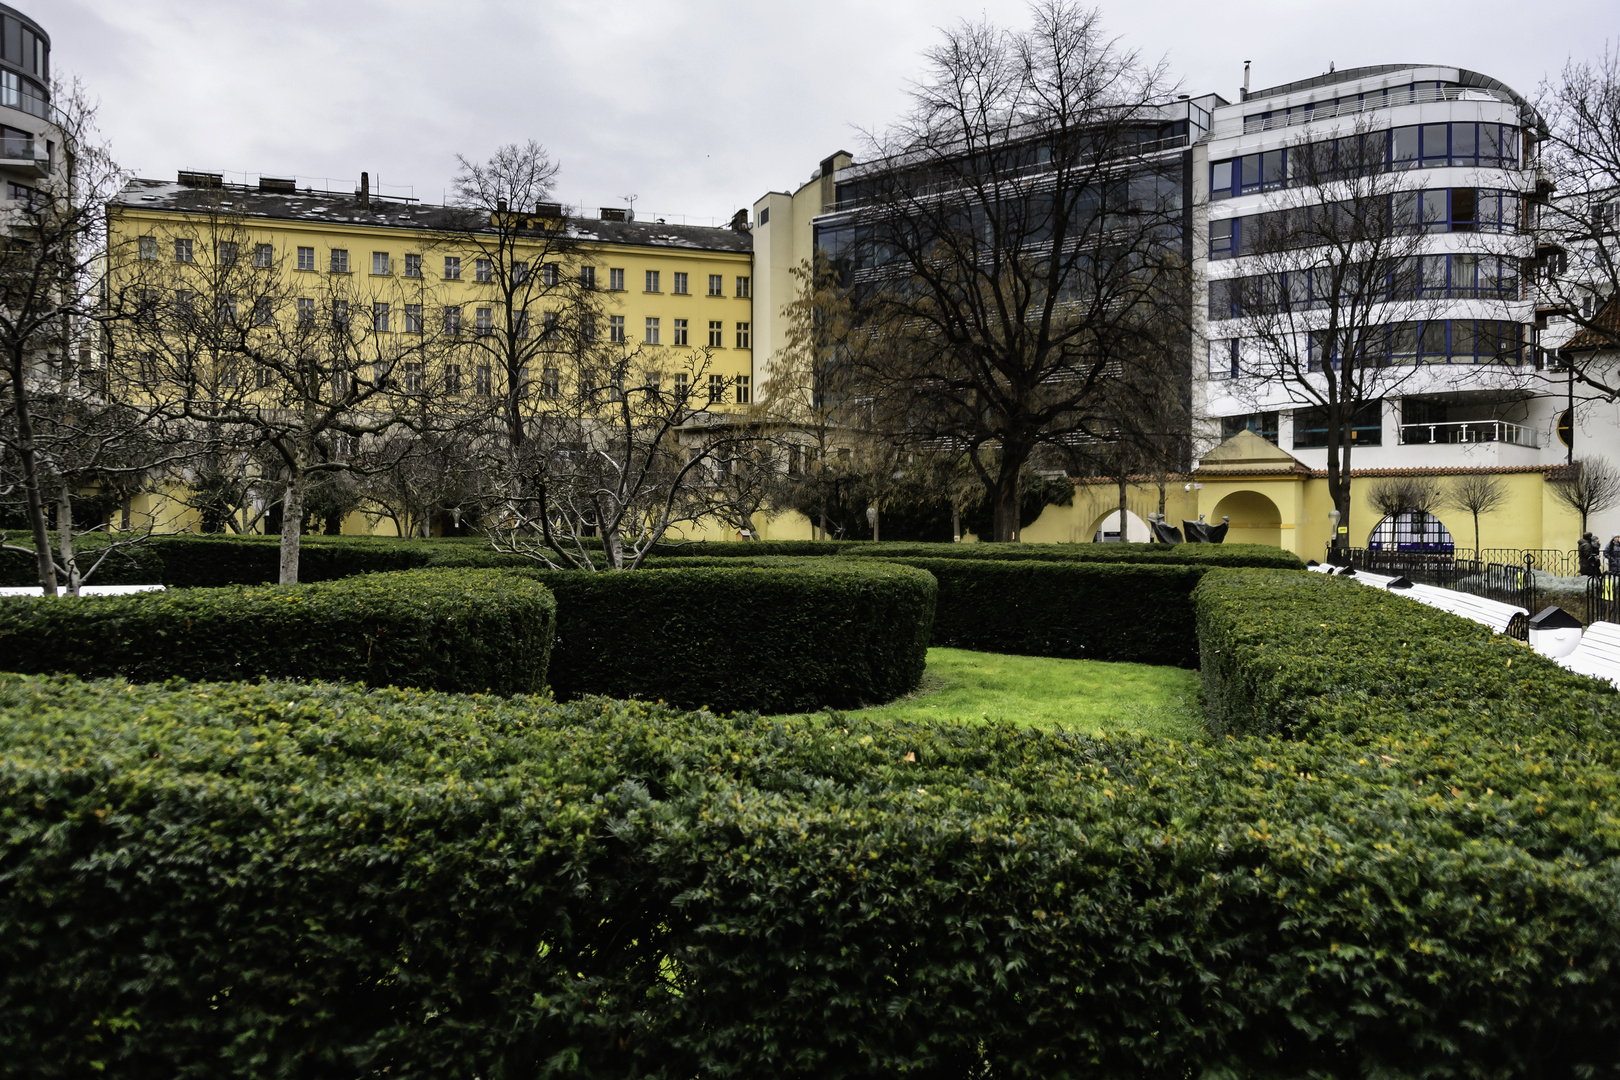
542,263 -> 559,286
475,365 -> 491,396
371,302 -> 389,332
444,256 -> 461,280
372,251 -> 390,275
646,270 -> 660,293
443,306 -> 461,334
515,311 -> 530,339
581,265 -> 596,289
330,249 -> 349,273
1220,411 -> 1279,445
296,297 -> 314,326
736,322 -> 751,349
609,315 -> 626,343
217,241 -> 239,265
708,274 -> 723,296
404,253 -> 421,278
446,365 -> 462,394
174,238 -> 193,263
1209,218 -> 1237,259
1369,510 -> 1454,554
476,258 -> 492,283
475,307 -> 492,335
297,246 -> 314,271
1292,402 -> 1383,449
708,320 -> 723,347
1208,337 -> 1239,380
541,311 -> 558,340
674,371 -> 690,399
609,267 -> 625,291
582,314 -> 597,343
404,362 -> 424,393
645,317 -> 660,344
736,276 -> 751,298
138,235 -> 157,260
404,303 -> 422,333
253,297 -> 273,326
332,299 -> 350,328
735,375 -> 751,404
541,367 -> 559,397
673,271 -> 688,294
673,318 -> 688,346
708,374 -> 725,403
253,243 -> 273,268
333,369 -> 351,398
256,365 -> 275,390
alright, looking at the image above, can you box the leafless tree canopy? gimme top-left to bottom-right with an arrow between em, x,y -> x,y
1443,471 -> 1510,557
1366,475 -> 1443,521
1549,454 -> 1620,535
834,1 -> 1189,541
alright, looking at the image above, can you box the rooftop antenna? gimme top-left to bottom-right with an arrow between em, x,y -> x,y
1242,60 -> 1251,100
623,193 -> 638,222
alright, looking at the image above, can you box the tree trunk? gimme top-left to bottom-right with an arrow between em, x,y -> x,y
279,473 -> 305,585
604,527 -> 624,570
1118,477 -> 1129,543
952,504 -> 961,542
11,357 -> 58,596
992,464 -> 1021,542
56,486 -> 81,596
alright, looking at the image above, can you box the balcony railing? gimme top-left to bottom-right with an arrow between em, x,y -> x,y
1243,85 -> 1503,134
1398,419 -> 1538,448
0,136 -> 35,161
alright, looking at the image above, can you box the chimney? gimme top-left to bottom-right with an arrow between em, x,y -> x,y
729,208 -> 750,232
359,171 -> 370,209
497,198 -> 507,213
1241,61 -> 1251,101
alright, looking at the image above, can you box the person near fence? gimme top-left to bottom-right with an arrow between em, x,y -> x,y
1607,535 -> 1620,574
1580,532 -> 1602,577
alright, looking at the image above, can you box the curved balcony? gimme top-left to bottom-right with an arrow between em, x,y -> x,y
1399,418 -> 1537,448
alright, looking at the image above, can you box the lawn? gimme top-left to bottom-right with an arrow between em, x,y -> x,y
774,647 -> 1204,740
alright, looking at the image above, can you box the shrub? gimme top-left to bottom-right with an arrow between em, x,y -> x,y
653,538 -> 1303,569
526,559 -> 935,712
0,568 -> 554,694
1193,567 -> 1620,741
3,673 -> 1620,1078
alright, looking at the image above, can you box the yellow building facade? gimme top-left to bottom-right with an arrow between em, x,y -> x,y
105,173 -> 758,537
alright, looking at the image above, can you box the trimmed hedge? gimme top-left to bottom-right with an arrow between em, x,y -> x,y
656,538 -> 1304,569
1194,568 -> 1620,740
525,558 -> 935,712
650,555 -> 1210,666
5,672 -> 1620,1077
0,568 -> 554,694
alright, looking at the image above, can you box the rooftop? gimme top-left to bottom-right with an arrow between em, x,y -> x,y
111,178 -> 754,254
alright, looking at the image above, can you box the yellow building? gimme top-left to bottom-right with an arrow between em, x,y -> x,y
104,171 -> 758,536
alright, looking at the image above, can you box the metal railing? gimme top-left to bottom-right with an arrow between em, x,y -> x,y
1478,548 -> 1580,577
1398,420 -> 1538,448
1589,573 -> 1620,626
0,135 -> 34,160
1334,546 -> 1538,637
1243,85 -> 1504,133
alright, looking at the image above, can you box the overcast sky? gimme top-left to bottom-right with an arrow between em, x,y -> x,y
36,0 -> 1617,226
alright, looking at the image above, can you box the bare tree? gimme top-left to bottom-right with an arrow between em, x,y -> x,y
1533,46 -> 1620,401
1444,471 -> 1510,558
107,203 -> 451,582
831,1 -> 1190,541
1550,454 -> 1620,536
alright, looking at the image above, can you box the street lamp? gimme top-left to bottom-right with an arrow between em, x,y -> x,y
866,505 -> 879,542
1328,509 -> 1342,563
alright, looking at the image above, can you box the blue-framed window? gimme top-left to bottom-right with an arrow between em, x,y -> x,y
1221,411 -> 1279,443
1292,402 -> 1383,448
1209,216 -> 1239,258
1208,337 -> 1240,379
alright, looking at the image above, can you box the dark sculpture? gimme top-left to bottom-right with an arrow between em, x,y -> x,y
1181,515 -> 1231,544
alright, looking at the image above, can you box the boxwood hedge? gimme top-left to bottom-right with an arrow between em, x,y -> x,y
0,568 -> 554,694
4,670 -> 1620,1078
656,538 -> 1305,569
525,558 -> 935,712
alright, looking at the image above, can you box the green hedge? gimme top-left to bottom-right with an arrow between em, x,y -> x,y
653,555 -> 1210,666
525,558 -> 935,712
1193,568 -> 1620,740
4,672 -> 1620,1077
0,568 -> 554,694
655,538 -> 1304,569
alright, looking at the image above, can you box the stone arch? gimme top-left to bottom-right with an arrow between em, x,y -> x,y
1211,490 -> 1283,548
1087,508 -> 1152,543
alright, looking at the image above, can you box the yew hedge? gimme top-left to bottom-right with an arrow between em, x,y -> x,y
0,568 -> 554,694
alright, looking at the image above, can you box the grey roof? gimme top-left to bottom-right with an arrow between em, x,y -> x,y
111,178 -> 754,254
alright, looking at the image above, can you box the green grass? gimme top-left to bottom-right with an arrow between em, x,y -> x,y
773,647 -> 1205,740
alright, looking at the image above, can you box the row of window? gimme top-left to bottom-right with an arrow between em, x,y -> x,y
1242,81 -> 1470,134
1209,254 -> 1522,319
145,237 -> 753,297
292,299 -> 754,349
1210,123 -> 1521,200
325,364 -> 752,405
1220,405 -> 1385,448
1209,188 -> 1523,259
1208,319 -> 1526,378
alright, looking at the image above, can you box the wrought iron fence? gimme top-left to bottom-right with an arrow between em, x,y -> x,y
1589,574 -> 1620,626
1333,546 -> 1538,637
1477,548 -> 1580,577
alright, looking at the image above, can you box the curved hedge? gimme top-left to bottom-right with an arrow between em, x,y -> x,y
0,568 -> 554,694
4,669 -> 1620,1078
655,538 -> 1304,569
525,559 -> 935,712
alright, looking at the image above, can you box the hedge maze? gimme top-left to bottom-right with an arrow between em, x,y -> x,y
3,539 -> 1617,1077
